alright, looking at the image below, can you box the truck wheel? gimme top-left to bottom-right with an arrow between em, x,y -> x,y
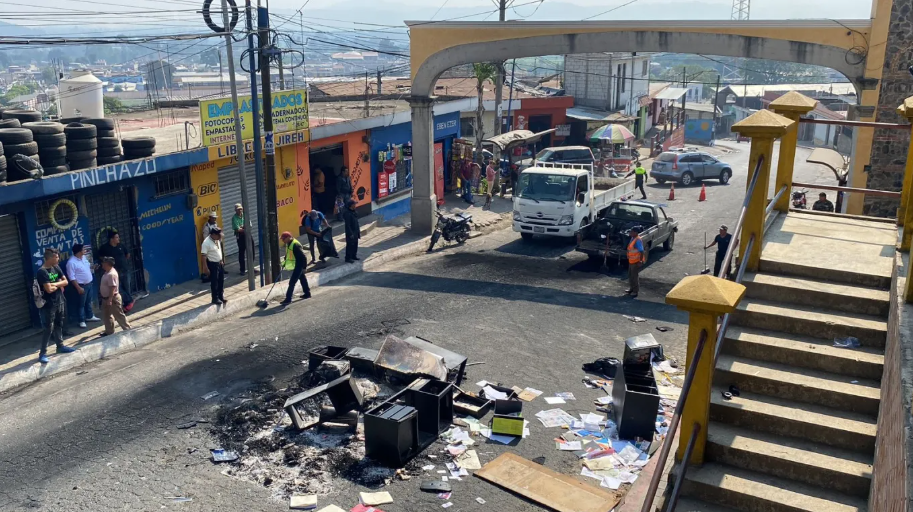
521,233 -> 534,241
680,172 -> 694,186
663,232 -> 675,251
719,169 -> 731,184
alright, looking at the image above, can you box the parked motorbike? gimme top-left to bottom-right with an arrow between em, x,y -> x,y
792,189 -> 808,209
428,211 -> 472,252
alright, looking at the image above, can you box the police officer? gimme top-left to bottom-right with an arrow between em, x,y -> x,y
626,226 -> 646,298
625,160 -> 648,200
280,232 -> 312,306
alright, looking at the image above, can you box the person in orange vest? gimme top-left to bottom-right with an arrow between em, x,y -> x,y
626,226 -> 646,298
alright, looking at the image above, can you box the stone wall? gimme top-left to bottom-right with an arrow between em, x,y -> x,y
866,0 -> 913,217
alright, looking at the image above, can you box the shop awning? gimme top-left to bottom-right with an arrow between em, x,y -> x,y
484,129 -> 556,151
653,87 -> 688,101
566,107 -> 637,123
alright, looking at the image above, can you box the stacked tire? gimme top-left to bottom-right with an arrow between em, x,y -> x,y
0,117 -> 20,128
0,127 -> 39,182
64,122 -> 98,171
22,122 -> 67,175
0,140 -> 5,184
2,109 -> 42,125
81,118 -> 122,165
123,136 -> 155,161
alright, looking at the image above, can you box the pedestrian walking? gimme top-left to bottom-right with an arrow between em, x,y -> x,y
98,256 -> 132,336
279,232 -> 311,305
625,226 -> 646,298
343,199 -> 361,263
484,160 -> 497,208
96,231 -> 134,311
65,243 -> 101,328
625,161 -> 648,200
231,203 -> 248,276
35,248 -> 76,364
302,209 -> 330,263
705,224 -> 737,278
201,226 -> 227,305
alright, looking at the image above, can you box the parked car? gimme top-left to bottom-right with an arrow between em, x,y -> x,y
519,146 -> 596,169
650,151 -> 733,186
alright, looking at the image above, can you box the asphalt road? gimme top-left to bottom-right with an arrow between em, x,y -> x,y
0,144 -> 832,511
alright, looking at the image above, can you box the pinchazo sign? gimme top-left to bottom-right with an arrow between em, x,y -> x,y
68,158 -> 158,191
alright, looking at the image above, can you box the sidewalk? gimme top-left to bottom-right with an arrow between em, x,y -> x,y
0,196 -> 512,394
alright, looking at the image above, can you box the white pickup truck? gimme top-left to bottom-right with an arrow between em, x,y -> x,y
512,162 -> 637,240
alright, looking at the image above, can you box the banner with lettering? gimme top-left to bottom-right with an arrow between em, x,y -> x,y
199,89 -> 309,147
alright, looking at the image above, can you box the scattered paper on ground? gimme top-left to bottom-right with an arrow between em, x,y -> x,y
359,491 -> 393,506
544,397 -> 566,405
456,450 -> 482,470
290,494 -> 318,509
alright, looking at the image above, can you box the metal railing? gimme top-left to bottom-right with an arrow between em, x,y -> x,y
641,155 -> 765,512
767,185 -> 788,216
791,181 -> 902,199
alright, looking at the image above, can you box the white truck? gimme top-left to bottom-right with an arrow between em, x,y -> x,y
512,162 -> 637,240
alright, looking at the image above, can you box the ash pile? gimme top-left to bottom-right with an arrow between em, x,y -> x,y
209,335 -> 468,501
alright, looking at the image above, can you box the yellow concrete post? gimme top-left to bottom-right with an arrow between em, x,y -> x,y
769,92 -> 818,213
896,98 -> 913,252
731,110 -> 794,271
666,275 -> 746,465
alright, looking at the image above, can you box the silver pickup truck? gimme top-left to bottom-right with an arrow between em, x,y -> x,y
575,200 -> 678,265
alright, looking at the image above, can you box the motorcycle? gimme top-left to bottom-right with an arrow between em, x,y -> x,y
428,211 -> 472,252
792,189 -> 808,209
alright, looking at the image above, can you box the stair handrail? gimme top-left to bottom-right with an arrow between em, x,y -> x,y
642,157 -> 765,512
767,185 -> 788,215
640,329 -> 708,512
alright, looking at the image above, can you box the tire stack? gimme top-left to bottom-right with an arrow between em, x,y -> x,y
22,122 -> 67,175
0,140 -> 5,184
64,122 -> 98,171
122,136 -> 155,161
0,117 -> 20,128
80,118 -> 122,165
0,127 -> 39,182
2,109 -> 42,125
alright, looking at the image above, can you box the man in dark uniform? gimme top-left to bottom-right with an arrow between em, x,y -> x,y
706,224 -> 736,278
812,192 -> 835,212
625,161 -> 648,200
343,199 -> 361,263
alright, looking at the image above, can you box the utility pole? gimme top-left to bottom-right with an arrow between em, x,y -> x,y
377,69 -> 383,95
258,0 -> 281,282
364,72 -> 370,118
680,67 -> 687,129
492,0 -> 507,160
220,0 -> 256,291
278,53 -> 286,90
245,0 -> 268,285
711,74 -> 721,145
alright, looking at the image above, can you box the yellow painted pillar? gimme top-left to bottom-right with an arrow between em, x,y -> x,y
896,98 -> 913,251
731,110 -> 793,271
666,275 -> 746,464
769,92 -> 817,213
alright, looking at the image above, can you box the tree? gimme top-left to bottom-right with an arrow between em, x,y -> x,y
472,62 -> 498,166
40,67 -> 58,85
103,96 -> 127,114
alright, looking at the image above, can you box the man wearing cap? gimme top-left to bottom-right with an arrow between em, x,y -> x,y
99,256 -> 132,336
625,161 -> 648,200
66,243 -> 101,328
706,224 -> 736,278
202,211 -> 219,238
343,198 -> 360,263
280,232 -> 311,305
625,226 -> 646,298
231,203 -> 248,276
201,226 -> 227,305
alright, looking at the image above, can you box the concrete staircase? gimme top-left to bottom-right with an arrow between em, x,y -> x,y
675,252 -> 889,512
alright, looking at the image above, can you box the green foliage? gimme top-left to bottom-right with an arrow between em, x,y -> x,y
103,95 -> 127,114
472,63 -> 498,85
1,83 -> 37,106
40,67 -> 58,84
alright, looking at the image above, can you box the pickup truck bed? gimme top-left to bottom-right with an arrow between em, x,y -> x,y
576,200 -> 677,264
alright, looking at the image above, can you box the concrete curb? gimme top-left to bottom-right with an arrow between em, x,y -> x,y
0,212 -> 510,395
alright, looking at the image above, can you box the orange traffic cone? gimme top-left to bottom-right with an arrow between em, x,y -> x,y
698,184 -> 707,202
668,183 -> 676,201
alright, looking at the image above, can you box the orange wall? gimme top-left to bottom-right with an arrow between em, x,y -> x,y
292,130 -> 372,224
513,97 -> 575,141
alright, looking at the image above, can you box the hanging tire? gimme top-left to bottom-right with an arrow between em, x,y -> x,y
0,119 -> 20,129
1,110 -> 42,123
122,137 -> 155,149
0,128 -> 34,145
97,155 -> 124,165
97,129 -> 116,138
22,121 -> 64,135
97,146 -> 122,157
67,149 -> 97,161
41,156 -> 68,167
97,137 -> 120,148
67,138 -> 98,151
719,169 -> 732,184
35,133 -> 66,146
63,123 -> 97,139
69,158 -> 96,170
4,141 -> 38,156
38,146 -> 66,158
44,165 -> 70,175
680,171 -> 694,186
79,118 -> 115,130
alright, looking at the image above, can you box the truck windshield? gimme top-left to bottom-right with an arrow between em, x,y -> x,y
517,173 -> 577,202
535,149 -> 554,161
605,203 -> 655,222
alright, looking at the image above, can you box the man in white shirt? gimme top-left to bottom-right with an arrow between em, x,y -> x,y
201,226 -> 227,305
65,243 -> 101,328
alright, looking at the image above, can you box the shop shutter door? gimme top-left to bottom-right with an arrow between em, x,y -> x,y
218,165 -> 260,257
0,215 -> 32,337
85,189 -> 143,293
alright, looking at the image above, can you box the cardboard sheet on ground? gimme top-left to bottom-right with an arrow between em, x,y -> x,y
475,453 -> 618,512
290,494 -> 318,509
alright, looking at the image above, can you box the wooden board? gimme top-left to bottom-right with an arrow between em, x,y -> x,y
474,452 -> 619,512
